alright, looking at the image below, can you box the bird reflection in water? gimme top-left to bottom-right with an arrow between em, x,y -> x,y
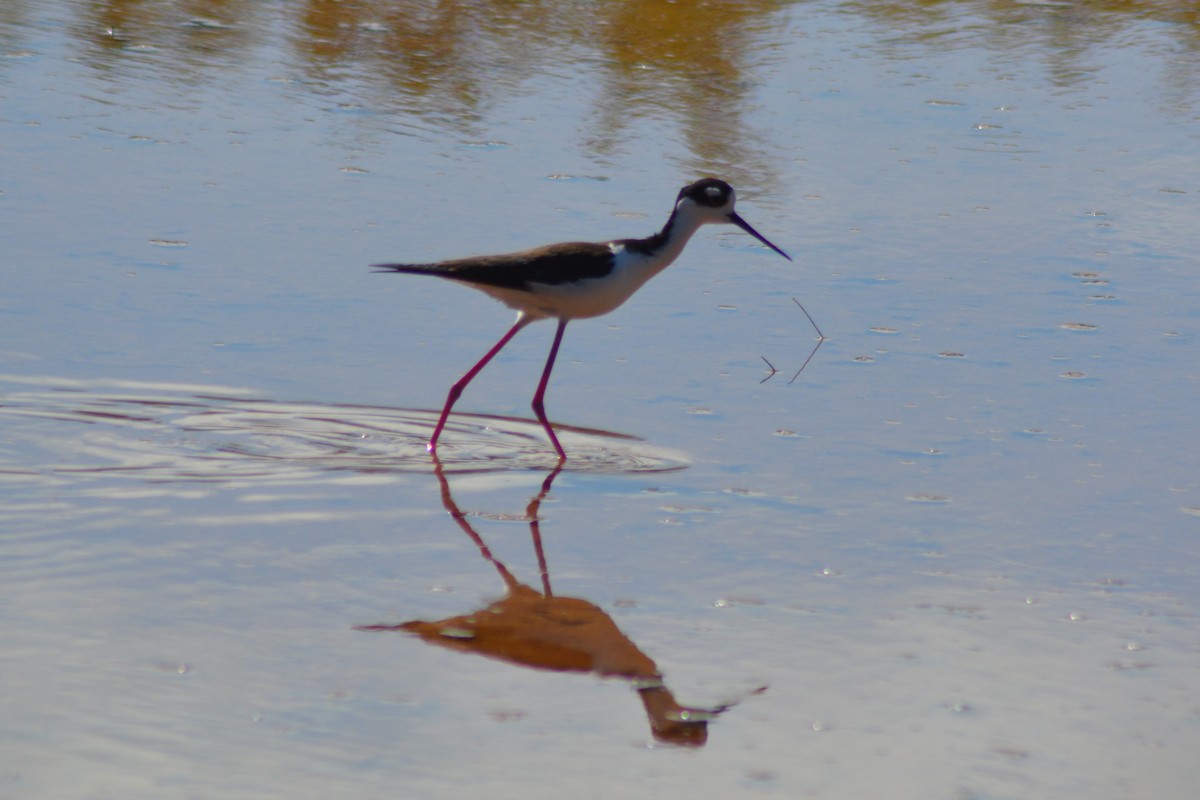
357,459 -> 746,746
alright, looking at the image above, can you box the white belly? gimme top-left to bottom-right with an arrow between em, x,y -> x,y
472,245 -> 680,321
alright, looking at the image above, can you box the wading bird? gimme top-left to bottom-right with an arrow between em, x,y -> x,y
374,178 -> 791,459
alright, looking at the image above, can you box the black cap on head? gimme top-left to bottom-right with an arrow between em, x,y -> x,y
678,178 -> 734,208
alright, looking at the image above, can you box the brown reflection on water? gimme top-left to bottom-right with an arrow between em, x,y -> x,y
294,0 -> 792,178
72,0 -> 262,70
358,459 -> 741,747
8,0 -> 1194,169
849,0 -> 1200,94
36,0 -> 793,179
9,1 -> 1199,87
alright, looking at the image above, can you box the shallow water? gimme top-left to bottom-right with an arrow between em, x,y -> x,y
3,1 -> 1199,798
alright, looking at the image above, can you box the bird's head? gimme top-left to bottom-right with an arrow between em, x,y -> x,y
675,178 -> 792,261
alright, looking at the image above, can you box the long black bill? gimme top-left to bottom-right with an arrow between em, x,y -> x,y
729,212 -> 792,261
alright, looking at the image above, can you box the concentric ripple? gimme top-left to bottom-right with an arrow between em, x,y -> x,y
0,375 -> 691,486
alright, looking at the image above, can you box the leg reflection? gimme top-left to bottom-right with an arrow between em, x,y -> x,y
357,458 -> 740,746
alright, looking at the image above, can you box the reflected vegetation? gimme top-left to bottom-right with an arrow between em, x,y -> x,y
4,1 -> 1193,181
358,459 -> 748,746
848,0 -> 1200,100
33,0 -> 796,180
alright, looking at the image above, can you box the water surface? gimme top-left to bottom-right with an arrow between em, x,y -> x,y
2,1 -> 1198,797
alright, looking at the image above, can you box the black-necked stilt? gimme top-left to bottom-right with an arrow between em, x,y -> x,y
374,177 -> 791,459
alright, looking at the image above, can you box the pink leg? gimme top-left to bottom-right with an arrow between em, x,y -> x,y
531,319 -> 569,460
429,316 -> 531,454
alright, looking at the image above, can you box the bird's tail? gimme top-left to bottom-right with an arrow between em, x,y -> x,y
370,263 -> 445,275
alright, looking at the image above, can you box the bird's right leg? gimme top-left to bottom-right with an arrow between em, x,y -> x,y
429,315 -> 531,454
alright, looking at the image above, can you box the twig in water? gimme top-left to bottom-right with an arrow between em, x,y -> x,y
759,355 -> 779,384
788,298 -> 827,384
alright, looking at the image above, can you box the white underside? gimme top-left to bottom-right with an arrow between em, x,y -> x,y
471,228 -> 704,321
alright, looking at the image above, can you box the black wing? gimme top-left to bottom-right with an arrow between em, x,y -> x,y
373,242 -> 616,291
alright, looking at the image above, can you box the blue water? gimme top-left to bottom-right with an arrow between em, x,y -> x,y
2,2 -> 1198,798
